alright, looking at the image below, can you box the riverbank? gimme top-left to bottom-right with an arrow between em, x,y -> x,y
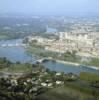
56,60 -> 99,70
55,59 -> 80,66
82,65 -> 99,70
0,38 -> 98,74
42,57 -> 99,70
54,59 -> 99,70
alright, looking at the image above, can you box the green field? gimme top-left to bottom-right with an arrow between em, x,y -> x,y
37,86 -> 99,100
80,72 -> 99,82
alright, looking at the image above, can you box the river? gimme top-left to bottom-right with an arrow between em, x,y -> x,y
0,39 -> 99,74
0,39 -> 37,63
46,26 -> 57,33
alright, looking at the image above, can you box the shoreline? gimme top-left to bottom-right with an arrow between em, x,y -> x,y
42,57 -> 80,66
81,65 -> 99,70
42,57 -> 99,70
55,59 -> 99,70
54,59 -> 99,70
55,59 -> 80,66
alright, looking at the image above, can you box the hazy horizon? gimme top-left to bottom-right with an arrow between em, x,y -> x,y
0,0 -> 99,16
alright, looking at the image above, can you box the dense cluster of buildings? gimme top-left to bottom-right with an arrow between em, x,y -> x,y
28,31 -> 99,57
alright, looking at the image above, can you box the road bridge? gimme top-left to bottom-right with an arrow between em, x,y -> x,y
0,43 -> 27,47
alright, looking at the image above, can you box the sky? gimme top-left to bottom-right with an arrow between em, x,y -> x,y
0,0 -> 99,15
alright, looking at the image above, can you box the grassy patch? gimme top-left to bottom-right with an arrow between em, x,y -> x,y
2,63 -> 33,73
80,72 -> 99,82
37,86 -> 98,100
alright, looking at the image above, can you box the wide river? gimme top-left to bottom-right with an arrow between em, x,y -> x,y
0,39 -> 99,74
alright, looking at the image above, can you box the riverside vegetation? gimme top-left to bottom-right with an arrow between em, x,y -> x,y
0,57 -> 99,100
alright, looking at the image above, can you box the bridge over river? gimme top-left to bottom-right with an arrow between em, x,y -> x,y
0,43 -> 27,47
